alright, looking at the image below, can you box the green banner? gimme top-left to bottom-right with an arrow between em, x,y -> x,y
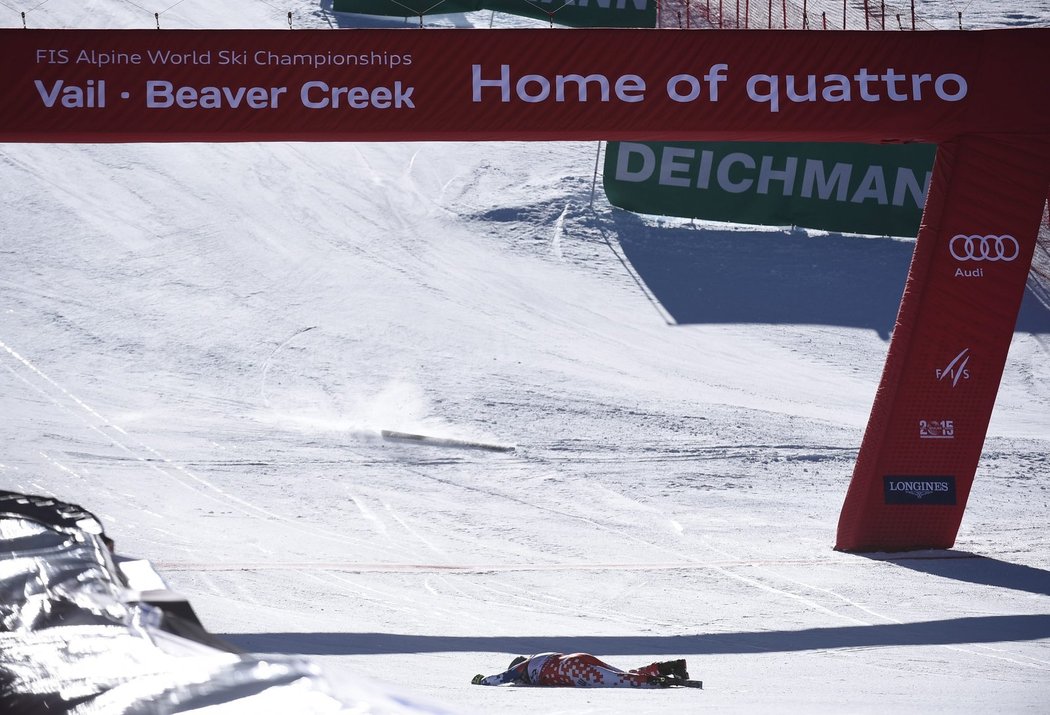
334,0 -> 480,15
484,0 -> 656,26
333,0 -> 656,28
603,141 -> 937,237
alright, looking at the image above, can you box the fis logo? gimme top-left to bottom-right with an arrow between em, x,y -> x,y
935,348 -> 971,387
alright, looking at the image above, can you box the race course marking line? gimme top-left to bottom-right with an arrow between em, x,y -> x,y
153,557 -> 873,572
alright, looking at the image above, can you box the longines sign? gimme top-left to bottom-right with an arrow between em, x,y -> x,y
883,476 -> 957,505
2,28 -> 1047,142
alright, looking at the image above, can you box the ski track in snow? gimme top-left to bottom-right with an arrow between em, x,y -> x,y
697,537 -> 1050,671
0,334 -> 418,555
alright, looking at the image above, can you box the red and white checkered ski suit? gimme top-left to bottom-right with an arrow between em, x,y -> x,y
475,652 -> 665,688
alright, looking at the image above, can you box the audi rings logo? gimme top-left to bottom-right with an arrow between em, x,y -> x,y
949,234 -> 1019,262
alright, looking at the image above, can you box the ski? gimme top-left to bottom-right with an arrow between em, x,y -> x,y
380,429 -> 515,453
659,676 -> 701,688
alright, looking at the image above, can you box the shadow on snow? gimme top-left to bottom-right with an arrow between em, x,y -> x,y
608,210 -> 1050,338
868,551 -> 1050,597
222,613 -> 1050,656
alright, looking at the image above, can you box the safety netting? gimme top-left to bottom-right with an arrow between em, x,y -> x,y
656,0 -> 940,30
1029,200 -> 1050,312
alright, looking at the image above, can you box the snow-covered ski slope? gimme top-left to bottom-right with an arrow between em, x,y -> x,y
2,2 -> 1049,712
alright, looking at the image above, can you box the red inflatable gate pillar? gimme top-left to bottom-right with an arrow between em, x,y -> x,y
836,134 -> 1050,551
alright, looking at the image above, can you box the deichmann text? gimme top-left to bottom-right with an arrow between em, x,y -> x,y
614,142 -> 930,207
471,64 -> 967,112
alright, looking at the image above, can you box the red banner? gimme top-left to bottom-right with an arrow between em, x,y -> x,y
1,28 -> 1048,143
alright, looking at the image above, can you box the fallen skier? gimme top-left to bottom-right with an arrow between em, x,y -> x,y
471,653 -> 700,688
